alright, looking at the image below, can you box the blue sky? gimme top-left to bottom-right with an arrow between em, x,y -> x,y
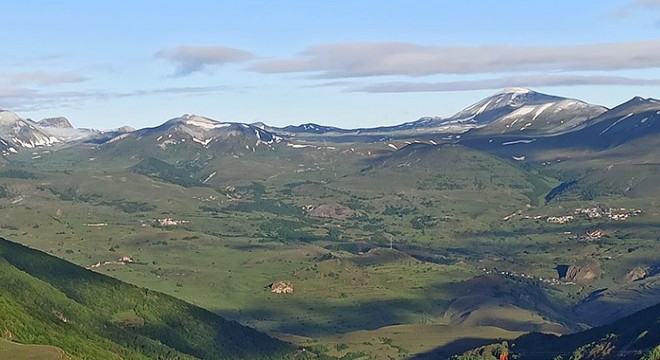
1,0 -> 660,129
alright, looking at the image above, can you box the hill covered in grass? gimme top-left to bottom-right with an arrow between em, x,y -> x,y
0,237 -> 301,360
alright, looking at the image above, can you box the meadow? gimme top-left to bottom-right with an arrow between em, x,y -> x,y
1,139 -> 658,358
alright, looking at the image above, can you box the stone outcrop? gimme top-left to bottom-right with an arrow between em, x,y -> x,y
624,266 -> 650,282
306,203 -> 355,220
558,259 -> 602,283
270,281 -> 294,294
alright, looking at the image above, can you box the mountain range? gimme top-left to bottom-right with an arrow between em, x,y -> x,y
1,88 -> 658,157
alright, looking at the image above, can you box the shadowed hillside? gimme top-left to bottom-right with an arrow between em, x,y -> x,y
0,237 -> 303,360
433,302 -> 660,360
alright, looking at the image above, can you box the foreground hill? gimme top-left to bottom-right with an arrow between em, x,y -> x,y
444,301 -> 660,360
0,237 -> 300,359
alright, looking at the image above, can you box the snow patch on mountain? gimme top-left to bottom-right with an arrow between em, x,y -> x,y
600,113 -> 634,135
502,139 -> 537,146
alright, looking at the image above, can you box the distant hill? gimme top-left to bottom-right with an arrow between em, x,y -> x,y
0,237 -> 301,359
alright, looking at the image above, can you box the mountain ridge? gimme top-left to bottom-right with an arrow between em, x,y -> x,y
0,89 -> 656,154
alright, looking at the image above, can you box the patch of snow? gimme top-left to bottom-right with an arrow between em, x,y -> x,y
599,113 -> 634,135
8,147 -> 17,153
641,117 -> 648,123
532,102 -> 554,121
156,135 -> 163,141
501,87 -> 531,95
202,171 -> 217,184
184,117 -> 221,129
501,107 -> 535,124
475,99 -> 493,116
158,139 -> 177,149
192,137 -> 213,146
107,133 -> 130,144
502,139 -> 536,146
287,143 -> 311,148
387,143 -> 398,150
512,155 -> 526,161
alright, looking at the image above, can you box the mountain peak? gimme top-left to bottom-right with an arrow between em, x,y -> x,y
0,110 -> 21,126
498,87 -> 534,95
38,117 -> 74,129
448,88 -> 564,125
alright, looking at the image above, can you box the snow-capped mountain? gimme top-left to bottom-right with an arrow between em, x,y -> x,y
558,96 -> 660,149
463,88 -> 607,135
110,114 -> 283,150
37,117 -> 74,129
0,110 -> 61,154
268,88 -> 607,138
36,116 -> 105,142
459,96 -> 660,159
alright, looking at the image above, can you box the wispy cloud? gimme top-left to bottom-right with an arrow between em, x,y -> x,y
352,75 -> 660,93
0,85 -> 35,96
0,84 -> 240,112
613,0 -> 660,17
248,40 -> 660,78
0,71 -> 88,86
156,45 -> 255,76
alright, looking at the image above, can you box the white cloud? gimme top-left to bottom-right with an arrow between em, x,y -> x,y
0,71 -> 88,86
248,40 -> 660,78
352,75 -> 660,93
156,45 -> 255,76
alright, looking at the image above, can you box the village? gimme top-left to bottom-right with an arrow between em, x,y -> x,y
503,206 -> 642,224
481,267 -> 576,286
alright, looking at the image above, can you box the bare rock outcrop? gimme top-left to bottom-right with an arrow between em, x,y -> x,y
624,266 -> 650,282
306,203 -> 354,220
270,281 -> 294,294
559,259 -> 602,283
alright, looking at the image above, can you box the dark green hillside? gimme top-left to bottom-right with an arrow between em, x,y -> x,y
356,143 -> 554,205
0,237 -> 298,360
446,302 -> 660,360
131,157 -> 205,187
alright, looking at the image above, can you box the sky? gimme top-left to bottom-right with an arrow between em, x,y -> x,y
1,0 -> 660,130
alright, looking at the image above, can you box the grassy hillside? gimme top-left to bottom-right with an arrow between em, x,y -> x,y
0,338 -> 67,360
0,237 -> 299,360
